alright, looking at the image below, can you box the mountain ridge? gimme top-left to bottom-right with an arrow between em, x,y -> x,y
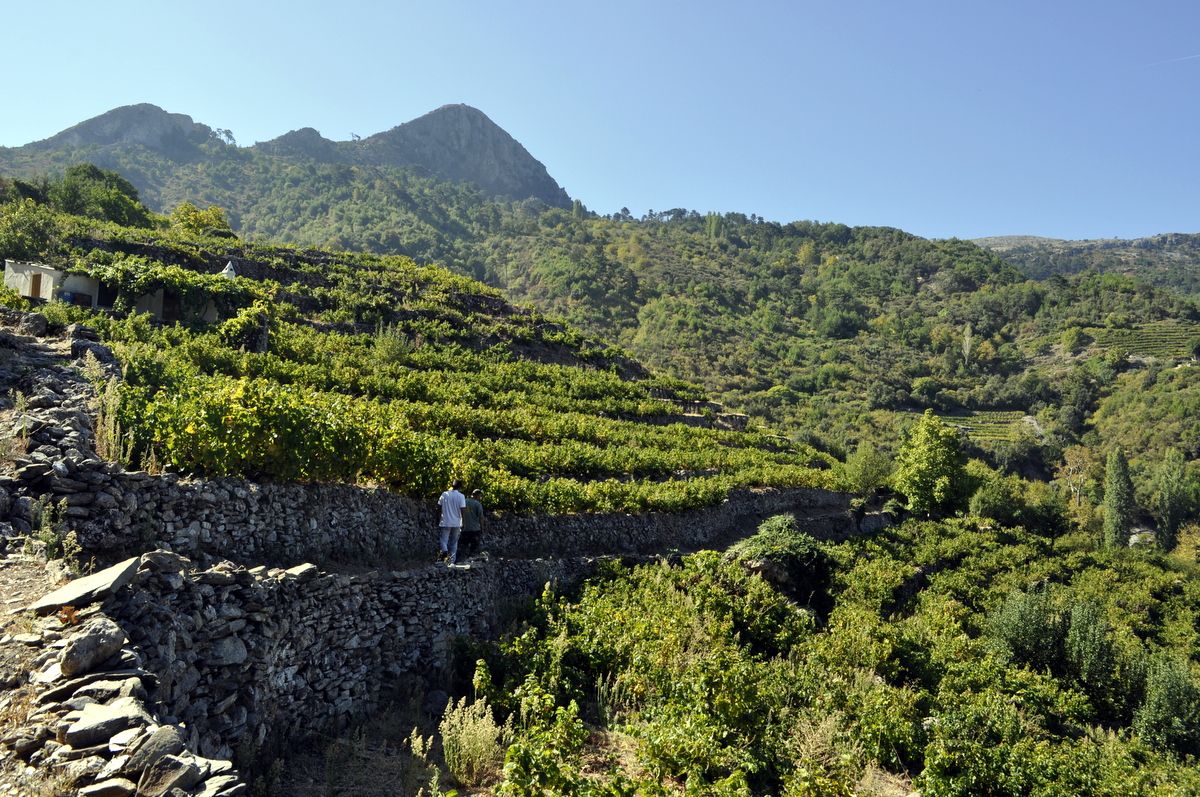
975,231 -> 1200,294
1,102 -> 571,208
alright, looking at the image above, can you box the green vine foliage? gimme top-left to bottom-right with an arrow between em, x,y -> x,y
480,515 -> 1200,794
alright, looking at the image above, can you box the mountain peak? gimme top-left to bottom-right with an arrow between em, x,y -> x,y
34,103 -> 214,154
258,127 -> 341,161
356,104 -> 570,207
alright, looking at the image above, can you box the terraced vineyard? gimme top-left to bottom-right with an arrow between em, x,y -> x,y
1091,321 -> 1200,358
0,206 -> 838,515
910,410 -> 1030,443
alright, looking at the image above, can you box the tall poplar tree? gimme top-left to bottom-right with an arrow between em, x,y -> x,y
1152,448 -> 1189,553
1103,447 -> 1135,549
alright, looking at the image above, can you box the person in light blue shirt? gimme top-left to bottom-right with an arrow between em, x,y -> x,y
437,480 -> 467,564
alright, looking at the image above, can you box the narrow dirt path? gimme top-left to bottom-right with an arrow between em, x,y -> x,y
0,554 -> 65,796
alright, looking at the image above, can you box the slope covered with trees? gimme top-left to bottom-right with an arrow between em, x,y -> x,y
976,233 -> 1200,295
461,514 -> 1200,795
6,121 -> 1200,795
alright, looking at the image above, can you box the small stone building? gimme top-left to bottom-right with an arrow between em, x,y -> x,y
3,259 -> 178,320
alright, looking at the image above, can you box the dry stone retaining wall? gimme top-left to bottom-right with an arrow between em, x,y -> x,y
3,561 -> 247,796
106,552 -> 597,762
5,462 -> 859,569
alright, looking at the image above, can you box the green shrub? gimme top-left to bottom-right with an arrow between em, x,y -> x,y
1133,654 -> 1200,756
728,515 -> 837,614
1063,600 -> 1114,696
841,440 -> 892,495
968,475 -> 1024,527
987,586 -> 1063,672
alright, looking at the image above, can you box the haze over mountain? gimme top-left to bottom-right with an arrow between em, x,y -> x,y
2,102 -> 570,209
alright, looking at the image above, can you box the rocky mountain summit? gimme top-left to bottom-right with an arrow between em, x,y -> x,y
349,104 -> 570,207
26,104 -> 214,157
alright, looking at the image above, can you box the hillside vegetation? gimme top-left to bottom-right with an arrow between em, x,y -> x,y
461,514 -> 1200,796
7,109 -> 1200,489
7,158 -> 1200,518
6,122 -> 1200,796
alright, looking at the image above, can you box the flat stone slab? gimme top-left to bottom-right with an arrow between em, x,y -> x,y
123,724 -> 185,775
137,753 -> 201,797
64,696 -> 152,748
80,777 -> 137,797
283,563 -> 318,581
28,557 -> 140,615
37,668 -> 150,705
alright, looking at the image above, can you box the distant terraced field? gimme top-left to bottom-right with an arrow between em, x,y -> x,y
1090,321 -> 1200,359
904,410 -> 1031,443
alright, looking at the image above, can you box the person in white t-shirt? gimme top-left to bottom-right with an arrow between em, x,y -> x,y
437,480 -> 467,564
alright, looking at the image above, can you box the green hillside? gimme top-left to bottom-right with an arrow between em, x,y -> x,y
7,157 -> 1200,493
7,123 -> 1200,797
459,515 -> 1200,794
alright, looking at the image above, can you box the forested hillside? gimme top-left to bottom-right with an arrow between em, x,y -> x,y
977,233 -> 1200,295
449,515 -> 1200,795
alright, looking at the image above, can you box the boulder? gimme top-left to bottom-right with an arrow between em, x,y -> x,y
123,724 -> 186,775
206,636 -> 248,667
140,550 -> 191,573
60,617 -> 127,677
137,753 -> 202,797
18,312 -> 48,336
71,338 -> 115,363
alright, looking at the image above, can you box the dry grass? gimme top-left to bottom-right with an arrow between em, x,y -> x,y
856,764 -> 916,796
439,697 -> 511,788
579,729 -> 680,794
261,680 -> 466,797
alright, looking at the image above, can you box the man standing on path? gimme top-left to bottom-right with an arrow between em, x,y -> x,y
460,488 -> 485,559
438,480 -> 467,564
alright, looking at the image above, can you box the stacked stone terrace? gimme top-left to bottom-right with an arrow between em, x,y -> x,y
0,311 -> 873,795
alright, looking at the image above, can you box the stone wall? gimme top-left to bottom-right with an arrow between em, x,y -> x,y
0,311 -> 861,572
6,558 -> 247,796
5,460 -> 858,569
107,551 -> 598,761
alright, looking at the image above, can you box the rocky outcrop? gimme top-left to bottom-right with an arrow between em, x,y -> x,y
254,127 -> 343,162
28,104 -> 215,159
349,104 -> 571,207
5,102 -> 572,208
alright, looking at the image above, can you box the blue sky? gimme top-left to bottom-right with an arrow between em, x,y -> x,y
4,1 -> 1198,239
